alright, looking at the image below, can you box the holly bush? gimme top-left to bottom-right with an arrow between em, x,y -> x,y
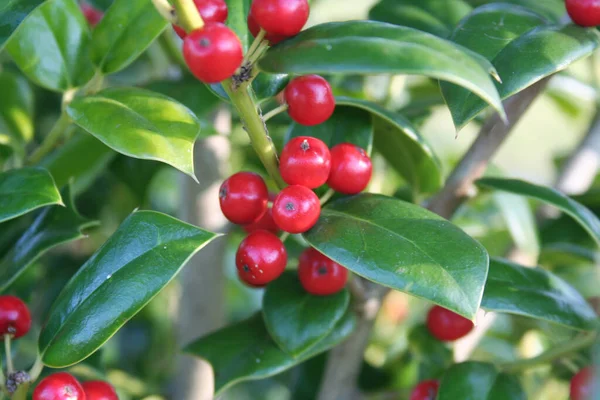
0,0 -> 599,399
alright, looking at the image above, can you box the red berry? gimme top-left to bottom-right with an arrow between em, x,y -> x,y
328,143 -> 372,194
81,2 -> 103,26
247,12 -> 287,44
0,296 -> 31,339
33,373 -> 85,400
426,305 -> 474,342
173,0 -> 229,39
250,0 -> 309,37
298,248 -> 347,295
571,367 -> 594,400
284,75 -> 335,126
236,230 -> 287,286
219,172 -> 269,225
183,22 -> 243,83
244,208 -> 279,234
82,381 -> 118,400
410,380 -> 439,400
567,0 -> 600,27
272,185 -> 320,233
280,136 -> 331,188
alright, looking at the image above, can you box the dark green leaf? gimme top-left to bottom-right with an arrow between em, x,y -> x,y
408,324 -> 453,378
252,73 -> 289,101
477,178 -> 600,245
482,258 -> 598,331
0,186 -> 96,292
225,0 -> 251,52
91,0 -> 168,74
39,211 -> 219,367
0,71 -> 34,153
369,0 -> 472,37
0,167 -> 62,223
259,21 -> 505,121
6,0 -> 95,92
285,106 -> 373,153
0,0 -> 45,50
66,87 -> 201,179
184,311 -> 356,394
336,97 -> 442,195
144,77 -> 220,118
303,194 -> 489,319
467,0 -> 565,22
438,362 -> 525,400
262,271 -> 350,356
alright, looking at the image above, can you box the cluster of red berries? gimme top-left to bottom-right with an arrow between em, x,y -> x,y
0,296 -> 117,399
567,0 -> 600,27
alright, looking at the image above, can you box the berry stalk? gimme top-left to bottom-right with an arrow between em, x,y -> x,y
172,0 -> 204,33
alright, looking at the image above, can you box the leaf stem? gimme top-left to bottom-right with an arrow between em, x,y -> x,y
3,336 -> 13,375
171,0 -> 204,33
499,332 -> 597,373
248,41 -> 270,64
244,29 -> 267,63
26,113 -> 71,165
262,104 -> 288,122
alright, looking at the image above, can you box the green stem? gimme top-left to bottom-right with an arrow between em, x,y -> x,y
262,104 -> 288,122
279,232 -> 290,242
0,351 -> 4,388
151,0 -> 176,23
3,336 -> 12,375
172,0 -> 204,33
248,41 -> 270,64
320,189 -> 335,206
222,80 -> 286,188
10,383 -> 29,400
159,31 -> 187,70
27,113 -> 71,165
244,29 -> 267,62
27,356 -> 43,382
499,333 -> 597,373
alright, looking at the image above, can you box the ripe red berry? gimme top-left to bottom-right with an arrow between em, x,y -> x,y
298,248 -> 348,295
410,380 -> 439,400
219,172 -> 269,225
244,208 -> 279,234
236,230 -> 287,286
247,12 -> 287,45
280,136 -> 331,188
327,143 -> 372,194
183,22 -> 243,83
426,305 -> 474,342
284,75 -> 335,126
0,295 -> 31,339
272,185 -> 320,233
571,367 -> 594,400
173,0 -> 229,39
33,372 -> 85,400
82,380 -> 118,400
250,0 -> 309,37
567,0 -> 600,27
81,2 -> 103,26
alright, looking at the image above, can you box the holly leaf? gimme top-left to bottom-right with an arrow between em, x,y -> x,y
0,0 -> 45,50
438,362 -> 525,400
0,71 -> 34,156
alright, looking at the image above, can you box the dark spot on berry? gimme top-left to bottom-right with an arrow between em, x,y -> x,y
243,265 -> 250,272
300,139 -> 310,152
285,202 -> 296,211
219,187 -> 227,199
7,326 -> 15,335
357,147 -> 366,156
318,266 -> 328,275
199,38 -> 211,47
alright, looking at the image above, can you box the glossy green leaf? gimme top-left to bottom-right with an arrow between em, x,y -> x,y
0,167 -> 62,223
185,311 -> 356,394
468,0 -> 565,22
145,77 -> 220,118
443,8 -> 600,128
369,0 -> 472,37
303,194 -> 489,319
66,87 -> 201,179
39,211 -> 219,367
208,72 -> 289,103
0,186 -> 96,292
262,272 -> 350,356
438,362 -> 525,400
285,106 -> 373,153
6,0 -> 94,92
336,97 -> 442,194
225,0 -> 251,51
477,178 -> 600,245
492,191 -> 539,256
259,21 -> 505,121
482,258 -> 598,331
407,324 -> 453,378
91,0 -> 168,74
0,0 -> 45,49
0,71 -> 34,153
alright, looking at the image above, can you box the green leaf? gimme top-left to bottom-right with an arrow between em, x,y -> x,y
184,311 -> 356,394
442,7 -> 600,128
368,0 -> 472,37
0,0 -> 45,50
66,87 -> 201,179
6,0 -> 95,92
0,186 -> 96,292
303,194 -> 489,319
482,258 -> 598,331
39,211 -> 219,367
145,77 -> 220,118
0,167 -> 62,224
225,0 -> 251,52
336,97 -> 442,195
476,178 -> 600,245
252,73 -> 289,101
492,191 -> 539,256
438,362 -> 525,400
0,71 -> 34,153
262,271 -> 350,356
285,106 -> 373,153
91,0 -> 168,74
259,21 -> 505,121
